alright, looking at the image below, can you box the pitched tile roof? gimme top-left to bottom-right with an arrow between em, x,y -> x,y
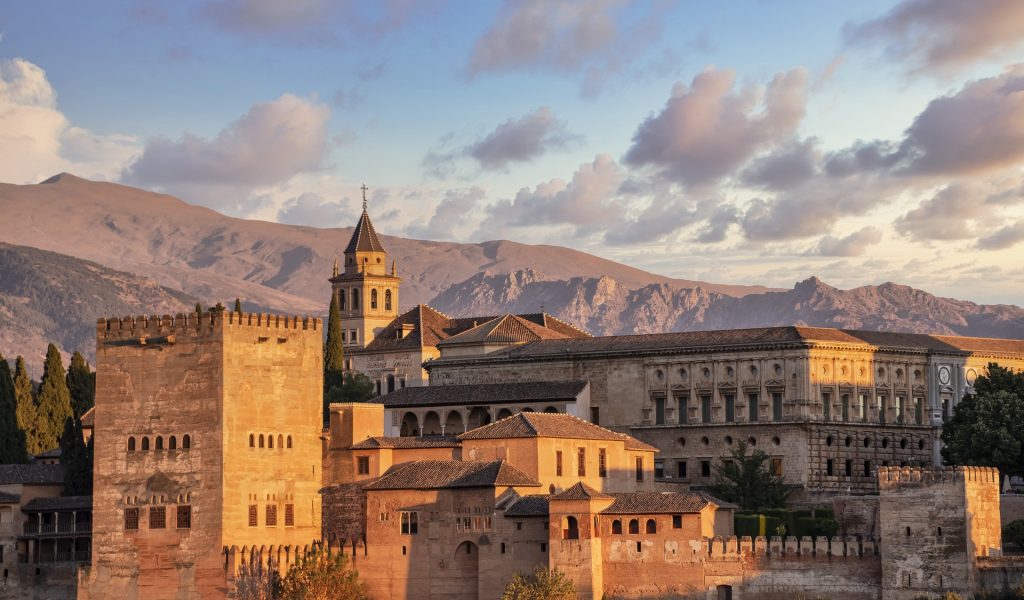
372,380 -> 588,408
22,495 -> 92,512
457,412 -> 658,452
437,314 -> 577,347
355,305 -> 589,354
601,491 -> 727,515
0,464 -> 64,486
0,491 -> 20,504
350,435 -> 461,450
344,210 -> 386,254
80,406 -> 95,428
363,459 -> 542,490
504,495 -> 550,517
550,482 -> 612,501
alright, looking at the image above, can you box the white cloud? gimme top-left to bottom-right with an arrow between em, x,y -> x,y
812,226 -> 884,257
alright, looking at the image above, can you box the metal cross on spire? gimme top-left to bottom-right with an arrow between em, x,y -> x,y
360,183 -> 368,211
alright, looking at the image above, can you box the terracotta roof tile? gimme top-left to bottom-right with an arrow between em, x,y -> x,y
363,459 -> 542,490
457,412 -> 658,452
550,482 -> 612,501
373,380 -> 588,408
0,491 -> 20,504
350,435 -> 461,450
438,314 -> 576,347
80,406 -> 95,428
504,495 -> 550,517
601,492 -> 716,515
0,464 -> 64,486
344,210 -> 386,254
22,495 -> 92,512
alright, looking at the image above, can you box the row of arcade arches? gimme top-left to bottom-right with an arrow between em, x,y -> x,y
398,406 -> 561,437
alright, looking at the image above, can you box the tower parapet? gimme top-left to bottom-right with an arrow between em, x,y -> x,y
97,312 -> 320,341
877,465 -> 1000,490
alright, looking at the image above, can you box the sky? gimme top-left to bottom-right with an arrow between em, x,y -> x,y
1,0 -> 1023,304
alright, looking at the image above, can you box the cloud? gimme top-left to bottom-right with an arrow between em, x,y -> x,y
740,137 -> 820,191
894,178 -> 1024,242
623,68 -> 808,186
122,94 -> 330,190
0,58 -> 137,184
405,187 -> 486,240
812,226 -> 883,257
977,221 -> 1024,250
468,107 -> 575,170
846,0 -> 1024,74
276,192 -> 352,227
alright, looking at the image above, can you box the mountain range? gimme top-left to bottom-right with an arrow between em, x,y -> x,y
1,173 -> 1022,375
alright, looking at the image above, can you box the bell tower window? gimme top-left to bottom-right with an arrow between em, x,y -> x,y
371,289 -> 378,309
352,289 -> 360,310
339,289 -> 346,310
385,289 -> 392,311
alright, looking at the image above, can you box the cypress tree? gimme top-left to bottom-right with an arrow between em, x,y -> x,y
234,298 -> 243,315
61,415 -> 92,495
35,344 -> 72,453
324,289 -> 345,421
0,354 -> 28,463
13,356 -> 38,454
66,351 -> 94,419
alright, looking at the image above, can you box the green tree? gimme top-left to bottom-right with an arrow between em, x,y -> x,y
34,344 -> 73,453
501,567 -> 576,600
278,544 -> 368,600
0,354 -> 28,463
66,351 -> 95,418
234,298 -> 243,315
941,363 -> 1024,479
13,356 -> 38,453
60,415 -> 92,495
323,290 -> 345,421
1005,519 -> 1024,552
706,441 -> 792,510
325,372 -> 376,406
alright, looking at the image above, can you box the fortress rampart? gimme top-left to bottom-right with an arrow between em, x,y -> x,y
97,311 -> 321,340
877,465 -> 1000,490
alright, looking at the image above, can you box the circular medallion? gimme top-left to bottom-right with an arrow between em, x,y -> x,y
938,366 -> 950,385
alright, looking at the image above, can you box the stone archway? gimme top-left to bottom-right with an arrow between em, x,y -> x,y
400,412 -> 420,437
444,541 -> 479,600
422,411 -> 442,435
543,406 -> 559,413
496,408 -> 514,420
466,407 -> 491,431
444,411 -> 465,434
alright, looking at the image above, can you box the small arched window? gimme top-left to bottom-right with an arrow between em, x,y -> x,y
384,289 -> 392,311
277,434 -> 283,449
646,519 -> 657,534
155,436 -> 164,450
370,289 -> 378,309
351,289 -> 360,310
287,435 -> 293,449
141,437 -> 150,451
249,434 -> 255,448
612,520 -> 622,535
168,436 -> 177,450
268,434 -> 274,449
628,519 -> 639,534
259,434 -> 265,448
564,516 -> 579,540
127,437 -> 136,452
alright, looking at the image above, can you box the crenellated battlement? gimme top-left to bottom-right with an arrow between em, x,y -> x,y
697,535 -> 878,561
877,465 -> 1000,490
97,311 -> 321,342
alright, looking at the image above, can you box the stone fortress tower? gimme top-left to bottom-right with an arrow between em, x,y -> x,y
80,311 -> 324,599
329,184 -> 401,351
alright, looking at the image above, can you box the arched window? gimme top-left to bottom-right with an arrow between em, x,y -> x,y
168,436 -> 177,450
183,435 -> 191,449
127,437 -> 136,452
339,289 -> 346,310
646,519 -> 657,534
564,516 -> 579,540
141,437 -> 150,451
351,289 -> 360,310
155,436 -> 164,450
259,434 -> 265,448
277,434 -> 283,449
249,434 -> 255,448
384,289 -> 392,311
628,519 -> 639,534
612,520 -> 622,535
268,434 -> 274,449
370,289 -> 378,309
287,435 -> 293,449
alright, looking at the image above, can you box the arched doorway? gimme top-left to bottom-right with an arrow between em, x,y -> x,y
448,541 -> 479,599
466,407 -> 491,430
400,412 -> 419,437
422,411 -> 442,435
445,411 -> 465,434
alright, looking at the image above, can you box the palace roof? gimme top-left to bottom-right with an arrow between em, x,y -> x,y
550,482 -> 612,501
0,464 -> 64,486
22,495 -> 92,512
350,435 -> 461,450
364,459 -> 542,490
437,313 -> 580,347
504,495 -> 550,517
601,491 -> 730,514
372,380 -> 588,408
0,491 -> 20,504
457,412 -> 657,452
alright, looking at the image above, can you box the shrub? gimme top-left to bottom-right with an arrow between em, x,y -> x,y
278,545 -> 368,600
502,568 -> 575,600
1004,519 -> 1024,552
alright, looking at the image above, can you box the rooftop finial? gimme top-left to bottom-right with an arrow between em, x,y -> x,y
360,183 -> 368,212
332,258 -> 339,277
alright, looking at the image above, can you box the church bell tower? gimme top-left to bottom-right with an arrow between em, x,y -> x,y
329,185 -> 400,350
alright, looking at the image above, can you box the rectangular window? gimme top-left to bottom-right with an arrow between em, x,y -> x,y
864,460 -> 872,478
724,393 -> 735,422
701,394 -> 712,423
124,508 -> 139,531
822,392 -> 832,421
177,505 -> 191,529
357,456 -> 370,475
942,398 -> 951,422
826,459 -> 834,477
590,406 -> 600,425
556,451 -> 563,477
772,392 -> 784,421
599,448 -> 607,478
914,397 -> 923,425
672,514 -> 682,529
878,395 -> 888,424
896,395 -> 905,424
859,393 -> 868,421
577,448 -> 586,477
149,506 -> 166,529
266,504 -> 277,527
285,504 -> 294,527
841,394 -> 850,421
747,393 -> 759,422
700,460 -> 711,478
845,459 -> 853,477
400,512 -> 418,535
341,330 -> 347,342
540,543 -> 547,553
248,505 -> 258,527
677,460 -> 687,479
654,396 -> 666,425
677,394 -> 688,425
770,459 -> 783,477
636,457 -> 644,482
654,459 -> 665,479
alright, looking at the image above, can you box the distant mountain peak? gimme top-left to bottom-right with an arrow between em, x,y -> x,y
40,172 -> 83,184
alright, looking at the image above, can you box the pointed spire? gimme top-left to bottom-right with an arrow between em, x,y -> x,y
332,258 -> 339,278
391,260 -> 396,276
